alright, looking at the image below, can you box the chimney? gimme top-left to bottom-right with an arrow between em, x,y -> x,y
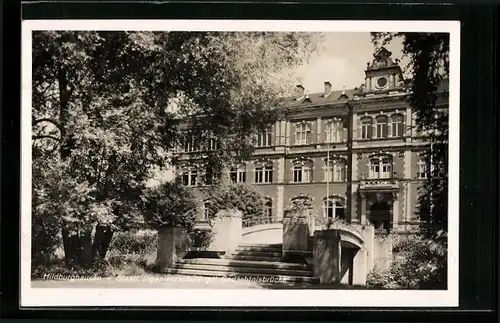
296,84 -> 305,98
324,81 -> 332,96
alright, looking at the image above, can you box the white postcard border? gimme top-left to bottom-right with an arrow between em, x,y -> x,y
21,19 -> 460,307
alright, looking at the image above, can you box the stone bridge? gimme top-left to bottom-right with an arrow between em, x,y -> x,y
157,209 -> 392,286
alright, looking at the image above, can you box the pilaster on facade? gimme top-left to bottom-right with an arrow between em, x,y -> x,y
406,106 -> 413,138
316,116 -> 322,148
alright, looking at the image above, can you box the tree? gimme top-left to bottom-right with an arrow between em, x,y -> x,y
371,32 -> 449,235
206,183 -> 266,227
142,180 -> 198,230
31,31 -> 318,268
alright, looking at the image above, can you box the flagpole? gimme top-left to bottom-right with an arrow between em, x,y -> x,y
326,140 -> 330,219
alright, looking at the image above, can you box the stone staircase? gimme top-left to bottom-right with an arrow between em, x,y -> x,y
162,243 -> 318,284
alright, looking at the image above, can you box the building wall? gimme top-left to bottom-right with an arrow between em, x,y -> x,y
176,88 -> 446,232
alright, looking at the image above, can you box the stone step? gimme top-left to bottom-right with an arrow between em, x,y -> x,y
231,250 -> 283,258
161,268 -> 319,284
178,258 -> 312,271
173,263 -> 313,277
234,246 -> 282,252
224,255 -> 283,262
238,243 -> 283,248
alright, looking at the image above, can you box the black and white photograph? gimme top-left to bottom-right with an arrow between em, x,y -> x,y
21,20 -> 460,307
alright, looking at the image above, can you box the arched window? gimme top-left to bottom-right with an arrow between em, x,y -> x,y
391,114 -> 405,137
323,197 -> 346,220
254,162 -> 273,183
291,196 -> 313,209
295,122 -> 312,145
264,199 -> 273,219
369,155 -> 393,179
293,160 -> 312,183
325,159 -> 346,182
376,115 -> 389,138
360,117 -> 373,139
325,119 -> 344,143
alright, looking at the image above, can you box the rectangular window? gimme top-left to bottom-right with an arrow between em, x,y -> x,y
361,119 -> 373,139
182,170 -> 198,186
295,122 -> 311,145
256,130 -> 273,147
264,166 -> 273,183
293,166 -> 302,183
255,167 -> 264,183
325,164 -> 334,182
418,159 -> 428,179
335,163 -> 346,182
326,120 -> 344,143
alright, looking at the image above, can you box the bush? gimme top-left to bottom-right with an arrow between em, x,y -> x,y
367,266 -> 400,289
389,231 -> 447,289
208,183 -> 265,227
188,228 -> 214,250
31,211 -> 62,267
105,230 -> 158,275
142,181 -> 198,230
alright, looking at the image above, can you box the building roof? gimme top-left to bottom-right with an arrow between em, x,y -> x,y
281,78 -> 449,109
281,88 -> 356,108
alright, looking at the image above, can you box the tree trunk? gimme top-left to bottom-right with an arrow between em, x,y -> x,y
62,225 -> 82,267
91,225 -> 114,262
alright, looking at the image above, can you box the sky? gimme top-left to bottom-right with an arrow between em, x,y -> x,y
290,32 -> 406,94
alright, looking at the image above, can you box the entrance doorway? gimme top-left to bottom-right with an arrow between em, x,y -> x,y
369,201 -> 391,231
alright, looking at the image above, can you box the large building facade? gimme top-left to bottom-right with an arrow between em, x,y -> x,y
176,47 -> 449,232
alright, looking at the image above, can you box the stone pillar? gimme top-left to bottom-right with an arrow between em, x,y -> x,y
373,237 -> 393,271
352,153 -> 358,180
365,77 -> 369,90
313,230 -> 342,283
209,209 -> 243,256
367,78 -> 372,91
276,186 -> 284,221
155,227 -> 188,271
392,193 -> 400,229
352,248 -> 367,285
360,193 -> 367,225
283,209 -> 310,257
361,225 -> 375,272
389,74 -> 395,87
277,156 -> 285,183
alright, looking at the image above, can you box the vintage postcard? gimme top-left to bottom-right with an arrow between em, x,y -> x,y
21,19 -> 460,307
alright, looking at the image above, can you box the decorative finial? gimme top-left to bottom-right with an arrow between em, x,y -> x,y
342,85 -> 346,95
